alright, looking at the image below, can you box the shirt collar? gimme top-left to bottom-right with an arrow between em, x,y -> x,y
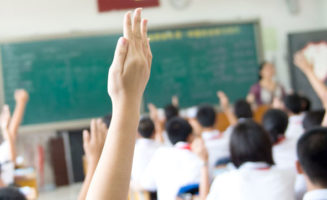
137,138 -> 156,145
239,162 -> 271,170
202,130 -> 221,140
174,142 -> 191,150
303,189 -> 327,200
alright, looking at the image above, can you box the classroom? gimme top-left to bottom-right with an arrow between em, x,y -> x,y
0,0 -> 327,199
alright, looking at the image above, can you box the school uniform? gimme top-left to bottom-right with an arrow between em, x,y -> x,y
206,162 -> 296,200
303,189 -> 327,200
273,137 -> 297,169
286,114 -> 305,141
141,142 -> 203,200
131,138 -> 161,184
0,141 -> 14,185
201,130 -> 229,169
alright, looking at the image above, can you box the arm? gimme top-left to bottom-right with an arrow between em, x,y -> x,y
9,90 -> 29,141
217,91 -> 237,126
0,105 -> 16,164
86,8 -> 152,200
148,103 -> 164,143
78,119 -> 107,200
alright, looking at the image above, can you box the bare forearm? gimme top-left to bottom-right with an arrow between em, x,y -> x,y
78,164 -> 96,200
305,71 -> 327,102
224,108 -> 237,126
199,165 -> 210,200
9,102 -> 27,140
86,103 -> 140,200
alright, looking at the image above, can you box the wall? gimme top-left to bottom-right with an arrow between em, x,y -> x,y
0,0 -> 326,90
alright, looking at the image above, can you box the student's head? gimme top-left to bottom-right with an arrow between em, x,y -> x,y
262,109 -> 289,144
303,110 -> 325,131
164,104 -> 179,121
234,99 -> 253,119
297,128 -> 327,188
300,96 -> 311,112
102,114 -> 112,129
166,117 -> 193,145
0,187 -> 26,200
196,105 -> 216,128
283,93 -> 302,115
230,120 -> 274,168
138,117 -> 155,139
259,62 -> 275,80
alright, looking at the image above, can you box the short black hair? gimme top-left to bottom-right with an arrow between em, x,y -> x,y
166,117 -> 192,145
230,120 -> 274,168
196,105 -> 216,128
0,187 -> 26,200
164,104 -> 179,121
300,96 -> 311,112
102,114 -> 112,129
283,94 -> 302,115
234,99 -> 253,119
262,109 -> 289,144
303,110 -> 325,131
297,128 -> 327,187
138,117 -> 155,139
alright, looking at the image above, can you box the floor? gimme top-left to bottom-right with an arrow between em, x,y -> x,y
38,183 -> 82,200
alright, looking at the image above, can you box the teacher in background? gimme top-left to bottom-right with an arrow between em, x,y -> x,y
247,62 -> 285,106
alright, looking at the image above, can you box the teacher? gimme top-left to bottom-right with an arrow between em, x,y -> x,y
247,62 -> 285,106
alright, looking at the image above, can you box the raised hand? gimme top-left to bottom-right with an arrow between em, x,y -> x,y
191,137 -> 209,163
14,89 -> 29,104
172,95 -> 179,107
108,8 -> 152,107
294,51 -> 314,75
217,91 -> 230,111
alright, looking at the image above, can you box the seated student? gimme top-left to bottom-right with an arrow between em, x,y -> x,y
202,120 -> 295,200
195,105 -> 229,169
141,117 -> 204,200
300,96 -> 311,113
131,117 -> 161,186
262,109 -> 297,169
296,128 -> 327,199
303,110 -> 325,131
284,93 -> 306,140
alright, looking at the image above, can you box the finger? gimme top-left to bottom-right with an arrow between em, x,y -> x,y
83,130 -> 90,145
132,8 -> 142,41
147,38 -> 153,68
141,19 -> 148,55
112,37 -> 129,73
123,11 -> 133,39
90,119 -> 97,139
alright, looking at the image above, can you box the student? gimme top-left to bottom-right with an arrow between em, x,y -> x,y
262,109 -> 297,169
296,128 -> 327,199
141,117 -> 204,200
131,117 -> 161,186
202,120 -> 295,200
303,110 -> 325,131
300,96 -> 311,113
247,62 -> 285,106
284,93 -> 306,140
85,8 -> 153,200
195,105 -> 229,169
78,119 -> 107,200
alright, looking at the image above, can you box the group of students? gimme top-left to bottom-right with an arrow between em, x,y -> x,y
0,8 -> 326,200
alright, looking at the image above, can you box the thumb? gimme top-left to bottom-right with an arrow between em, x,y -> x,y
112,37 -> 129,72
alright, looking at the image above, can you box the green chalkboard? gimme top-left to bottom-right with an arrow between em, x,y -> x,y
0,21 -> 262,126
144,22 -> 261,108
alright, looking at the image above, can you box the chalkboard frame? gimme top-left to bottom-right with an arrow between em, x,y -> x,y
0,19 -> 263,133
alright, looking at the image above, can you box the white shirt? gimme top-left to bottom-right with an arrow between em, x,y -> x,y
141,142 -> 203,200
207,162 -> 296,200
286,114 -> 305,141
273,138 -> 297,169
132,138 -> 161,184
202,130 -> 229,169
0,141 -> 14,185
303,189 -> 327,200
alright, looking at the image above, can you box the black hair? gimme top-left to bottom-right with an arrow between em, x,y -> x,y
303,110 -> 325,131
234,99 -> 253,119
138,117 -> 155,139
102,114 -> 112,129
164,104 -> 179,121
258,61 -> 268,80
262,109 -> 289,144
300,96 -> 311,112
0,187 -> 26,200
166,117 -> 192,145
297,128 -> 327,187
196,104 -> 216,128
230,119 -> 274,168
283,93 -> 303,115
